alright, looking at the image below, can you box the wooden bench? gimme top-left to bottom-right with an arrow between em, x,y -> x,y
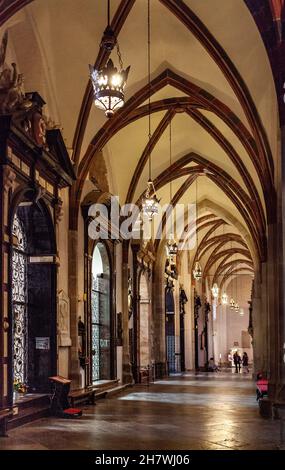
139,367 -> 153,384
0,409 -> 13,437
68,388 -> 96,407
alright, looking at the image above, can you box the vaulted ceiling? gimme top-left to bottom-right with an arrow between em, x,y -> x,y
1,0 -> 279,274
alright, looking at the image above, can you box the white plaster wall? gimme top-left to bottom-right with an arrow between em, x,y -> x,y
213,303 -> 228,364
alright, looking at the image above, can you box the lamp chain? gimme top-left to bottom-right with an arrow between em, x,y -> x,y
116,42 -> 124,70
196,176 -> 198,259
107,0 -> 111,26
148,0 -> 152,181
169,117 -> 172,201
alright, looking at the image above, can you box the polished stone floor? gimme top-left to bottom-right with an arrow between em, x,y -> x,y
0,372 -> 282,450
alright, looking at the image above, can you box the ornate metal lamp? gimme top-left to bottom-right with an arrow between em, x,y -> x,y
230,297 -> 235,309
221,292 -> 228,305
165,117 -> 178,256
166,233 -> 178,257
193,261 -> 202,281
193,177 -> 202,281
89,0 -> 130,118
142,0 -> 159,221
142,179 -> 160,221
234,302 -> 239,313
211,283 -> 219,299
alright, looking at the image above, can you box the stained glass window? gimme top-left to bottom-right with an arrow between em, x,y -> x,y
12,214 -> 27,385
91,243 -> 110,383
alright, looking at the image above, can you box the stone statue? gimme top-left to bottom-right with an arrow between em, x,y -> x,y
59,301 -> 68,333
32,111 -> 47,146
58,290 -> 72,347
0,31 -> 32,114
55,202 -> 64,223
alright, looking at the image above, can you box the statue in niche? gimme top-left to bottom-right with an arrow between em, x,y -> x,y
32,111 -> 47,146
194,294 -> 201,321
58,290 -> 71,347
204,300 -> 211,323
128,275 -> 133,320
0,31 -> 32,114
180,285 -> 188,304
59,300 -> 68,333
55,201 -> 64,223
78,316 -> 86,367
117,312 -> 123,346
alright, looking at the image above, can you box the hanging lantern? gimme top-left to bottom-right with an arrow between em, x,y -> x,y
239,308 -> 244,316
166,233 -> 178,257
230,298 -> 235,309
142,2 -> 159,221
234,302 -> 239,313
193,261 -> 202,281
142,179 -> 160,221
221,292 -> 228,305
211,283 -> 219,299
89,1 -> 130,118
89,59 -> 130,118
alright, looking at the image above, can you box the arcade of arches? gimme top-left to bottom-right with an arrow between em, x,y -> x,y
1,0 -> 285,447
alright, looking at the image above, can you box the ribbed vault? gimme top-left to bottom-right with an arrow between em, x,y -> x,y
1,0 -> 279,273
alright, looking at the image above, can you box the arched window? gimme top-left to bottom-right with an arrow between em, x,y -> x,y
139,272 -> 150,368
12,214 -> 28,384
9,197 -> 57,399
91,242 -> 111,382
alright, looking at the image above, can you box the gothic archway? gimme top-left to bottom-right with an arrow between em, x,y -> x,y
90,241 -> 112,382
9,190 -> 57,399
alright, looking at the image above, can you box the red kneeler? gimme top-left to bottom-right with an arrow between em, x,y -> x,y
49,376 -> 82,418
256,378 -> 268,400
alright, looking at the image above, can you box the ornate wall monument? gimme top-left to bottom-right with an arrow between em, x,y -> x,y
0,31 -> 75,408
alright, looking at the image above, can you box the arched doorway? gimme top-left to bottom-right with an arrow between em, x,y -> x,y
139,272 -> 150,369
10,193 -> 57,398
91,242 -> 111,382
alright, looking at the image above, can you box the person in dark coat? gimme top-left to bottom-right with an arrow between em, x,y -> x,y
242,352 -> 249,373
233,351 -> 241,373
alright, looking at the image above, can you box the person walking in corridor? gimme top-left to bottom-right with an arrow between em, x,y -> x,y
242,352 -> 249,373
233,351 -> 241,373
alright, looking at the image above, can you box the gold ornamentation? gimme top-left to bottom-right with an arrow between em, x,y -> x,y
3,165 -> 16,192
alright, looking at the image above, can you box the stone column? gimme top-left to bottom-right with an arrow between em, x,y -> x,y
252,271 -> 267,376
174,281 -> 181,372
153,258 -> 167,372
0,165 -> 15,408
273,125 -> 285,400
68,228 -> 81,389
122,241 -> 133,383
183,272 -> 194,371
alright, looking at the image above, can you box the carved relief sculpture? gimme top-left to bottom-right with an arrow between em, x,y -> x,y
0,31 -> 32,114
3,165 -> 16,192
58,290 -> 72,347
55,201 -> 64,223
32,111 -> 47,146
